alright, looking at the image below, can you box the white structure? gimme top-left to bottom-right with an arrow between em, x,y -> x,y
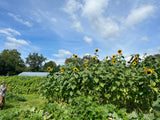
18,72 -> 49,77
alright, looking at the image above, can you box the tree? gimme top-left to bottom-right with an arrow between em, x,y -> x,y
82,55 -> 92,62
0,49 -> 25,75
26,53 -> 47,72
43,61 -> 57,72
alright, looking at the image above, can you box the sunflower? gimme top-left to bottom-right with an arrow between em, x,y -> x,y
61,69 -> 64,73
112,55 -> 116,59
74,54 -> 78,58
117,49 -> 122,54
65,61 -> 69,65
106,56 -> 108,59
82,81 -> 84,84
95,49 -> 98,52
92,56 -> 96,60
73,67 -> 78,72
135,56 -> 139,61
152,69 -> 154,72
47,67 -> 51,71
85,60 -> 88,64
132,61 -> 136,65
85,67 -> 89,70
112,60 -> 116,64
84,64 -> 87,66
152,57 -> 155,60
113,69 -> 116,72
146,69 -> 152,74
143,67 -> 146,70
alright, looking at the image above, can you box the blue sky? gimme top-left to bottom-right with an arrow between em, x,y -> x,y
0,0 -> 160,65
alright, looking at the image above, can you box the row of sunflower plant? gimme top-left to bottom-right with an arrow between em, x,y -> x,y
40,49 -> 160,113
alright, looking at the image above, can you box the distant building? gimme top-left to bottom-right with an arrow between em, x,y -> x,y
18,72 -> 49,77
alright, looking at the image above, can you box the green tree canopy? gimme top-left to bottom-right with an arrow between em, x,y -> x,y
26,53 -> 47,72
0,49 -> 25,75
43,61 -> 57,72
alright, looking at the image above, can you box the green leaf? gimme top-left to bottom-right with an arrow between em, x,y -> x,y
71,85 -> 76,90
111,86 -> 116,92
115,81 -> 120,86
100,83 -> 105,88
94,78 -> 99,83
70,91 -> 73,96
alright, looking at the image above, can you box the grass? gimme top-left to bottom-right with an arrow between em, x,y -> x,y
0,94 -> 46,114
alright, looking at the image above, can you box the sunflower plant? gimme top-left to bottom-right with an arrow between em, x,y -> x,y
40,49 -> 160,113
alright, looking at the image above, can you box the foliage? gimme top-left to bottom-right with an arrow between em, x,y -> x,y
0,49 -> 25,75
0,76 -> 45,94
43,61 -> 57,72
6,93 -> 26,102
40,50 -> 160,113
26,53 -> 47,72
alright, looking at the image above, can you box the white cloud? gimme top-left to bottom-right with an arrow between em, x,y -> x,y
51,18 -> 57,23
158,47 -> 160,51
47,58 -> 65,65
82,0 -> 109,18
7,37 -> 29,46
8,13 -> 32,27
64,0 -> 83,32
141,36 -> 149,41
125,5 -> 155,26
4,42 -> 20,49
53,49 -> 72,57
82,0 -> 119,38
72,21 -> 83,32
0,28 -> 21,36
63,0 -> 82,19
84,36 -> 92,45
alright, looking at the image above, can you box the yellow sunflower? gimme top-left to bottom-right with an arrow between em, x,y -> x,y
95,49 -> 98,52
113,69 -> 116,72
65,61 -> 69,65
135,56 -> 139,61
92,56 -> 96,60
47,67 -> 51,71
74,54 -> 78,58
84,64 -> 87,66
112,55 -> 116,59
117,49 -> 122,54
73,67 -> 78,72
82,81 -> 84,84
146,69 -> 152,74
106,56 -> 108,59
143,67 -> 146,70
152,69 -> 154,72
112,60 -> 116,64
85,60 -> 88,64
61,69 -> 64,73
132,61 -> 136,65
85,67 -> 89,70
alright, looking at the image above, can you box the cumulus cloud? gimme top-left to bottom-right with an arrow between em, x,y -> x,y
125,5 -> 155,26
141,36 -> 149,41
7,37 -> 29,46
8,13 -> 32,27
63,0 -> 83,32
0,28 -> 21,36
53,49 -> 72,57
4,42 -> 20,49
84,36 -> 92,45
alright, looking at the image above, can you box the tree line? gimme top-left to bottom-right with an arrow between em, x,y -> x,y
0,49 -> 60,75
0,49 -> 159,76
